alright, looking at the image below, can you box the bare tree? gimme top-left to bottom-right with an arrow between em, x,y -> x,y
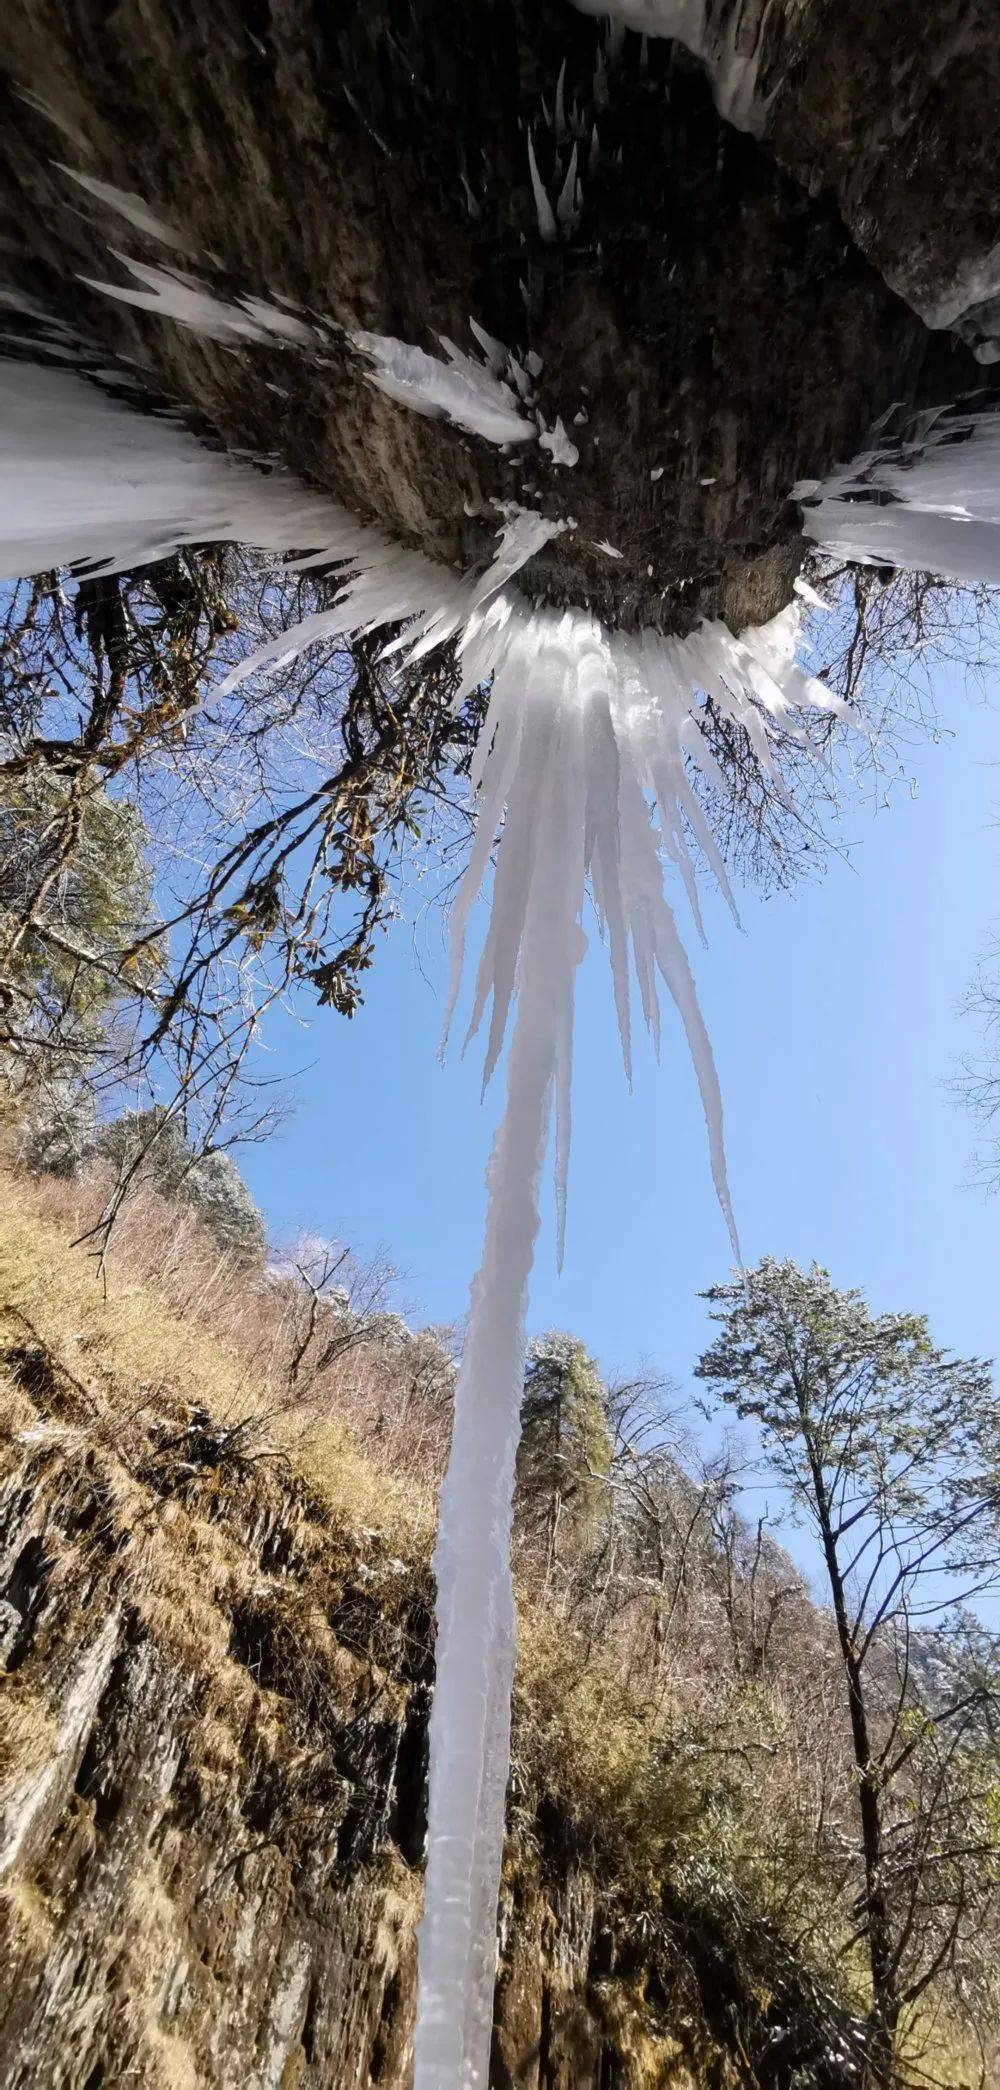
0,555 -> 486,1255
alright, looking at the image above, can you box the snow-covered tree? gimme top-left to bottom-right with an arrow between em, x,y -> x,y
95,1107 -> 265,1257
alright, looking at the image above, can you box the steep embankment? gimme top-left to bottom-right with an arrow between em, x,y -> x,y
0,1184 -> 860,2087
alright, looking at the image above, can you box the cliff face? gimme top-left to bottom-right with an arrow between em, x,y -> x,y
0,1295 -> 860,2089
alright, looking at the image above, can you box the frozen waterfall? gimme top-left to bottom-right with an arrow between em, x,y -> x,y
0,353 -> 869,2090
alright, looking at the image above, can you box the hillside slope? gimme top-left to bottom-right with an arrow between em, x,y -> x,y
0,1179 -> 866,2087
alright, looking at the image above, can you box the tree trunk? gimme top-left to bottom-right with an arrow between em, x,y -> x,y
805,1446 -> 900,2087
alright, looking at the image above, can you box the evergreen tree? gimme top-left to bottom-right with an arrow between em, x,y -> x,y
0,768 -> 153,1027
96,1107 -> 265,1257
697,1257 -> 1000,2088
1,766 -> 154,1167
516,1332 -> 612,1569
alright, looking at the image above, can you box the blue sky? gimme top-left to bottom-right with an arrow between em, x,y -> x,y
240,658 -> 1000,1568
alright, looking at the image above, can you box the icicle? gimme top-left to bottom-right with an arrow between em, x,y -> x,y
556,142 -> 581,229
82,250 -> 317,346
554,59 -> 569,144
526,131 -> 558,242
355,328 -> 535,446
415,672 -> 587,2087
55,163 -> 191,252
460,172 -> 481,219
568,0 -> 773,136
468,317 -> 508,375
539,416 -> 580,467
798,401 -> 1000,587
793,574 -> 832,612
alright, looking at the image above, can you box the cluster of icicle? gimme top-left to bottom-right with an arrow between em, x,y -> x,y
0,351 -> 905,2090
568,0 -> 771,134
797,401 -> 1000,586
412,592 -> 857,2085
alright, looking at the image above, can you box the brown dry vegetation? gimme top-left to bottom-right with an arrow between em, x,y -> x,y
0,1159 -> 992,2086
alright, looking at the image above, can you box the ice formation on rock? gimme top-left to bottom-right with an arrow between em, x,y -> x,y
81,252 -> 319,347
80,231 -> 541,450
0,350 -> 851,2090
569,0 -> 771,134
798,403 -> 1000,587
56,164 -> 191,252
538,415 -> 579,467
352,328 -> 535,446
0,362 -> 556,611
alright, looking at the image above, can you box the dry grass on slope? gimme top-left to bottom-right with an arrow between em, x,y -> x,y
0,1166 -> 835,1908
0,1168 -> 702,1892
0,1160 -> 436,1555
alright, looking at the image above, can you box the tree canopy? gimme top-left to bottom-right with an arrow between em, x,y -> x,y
698,1258 -> 1000,2087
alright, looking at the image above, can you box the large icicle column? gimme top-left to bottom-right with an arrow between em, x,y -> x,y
411,602 -> 848,2083
414,664 -> 589,2084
